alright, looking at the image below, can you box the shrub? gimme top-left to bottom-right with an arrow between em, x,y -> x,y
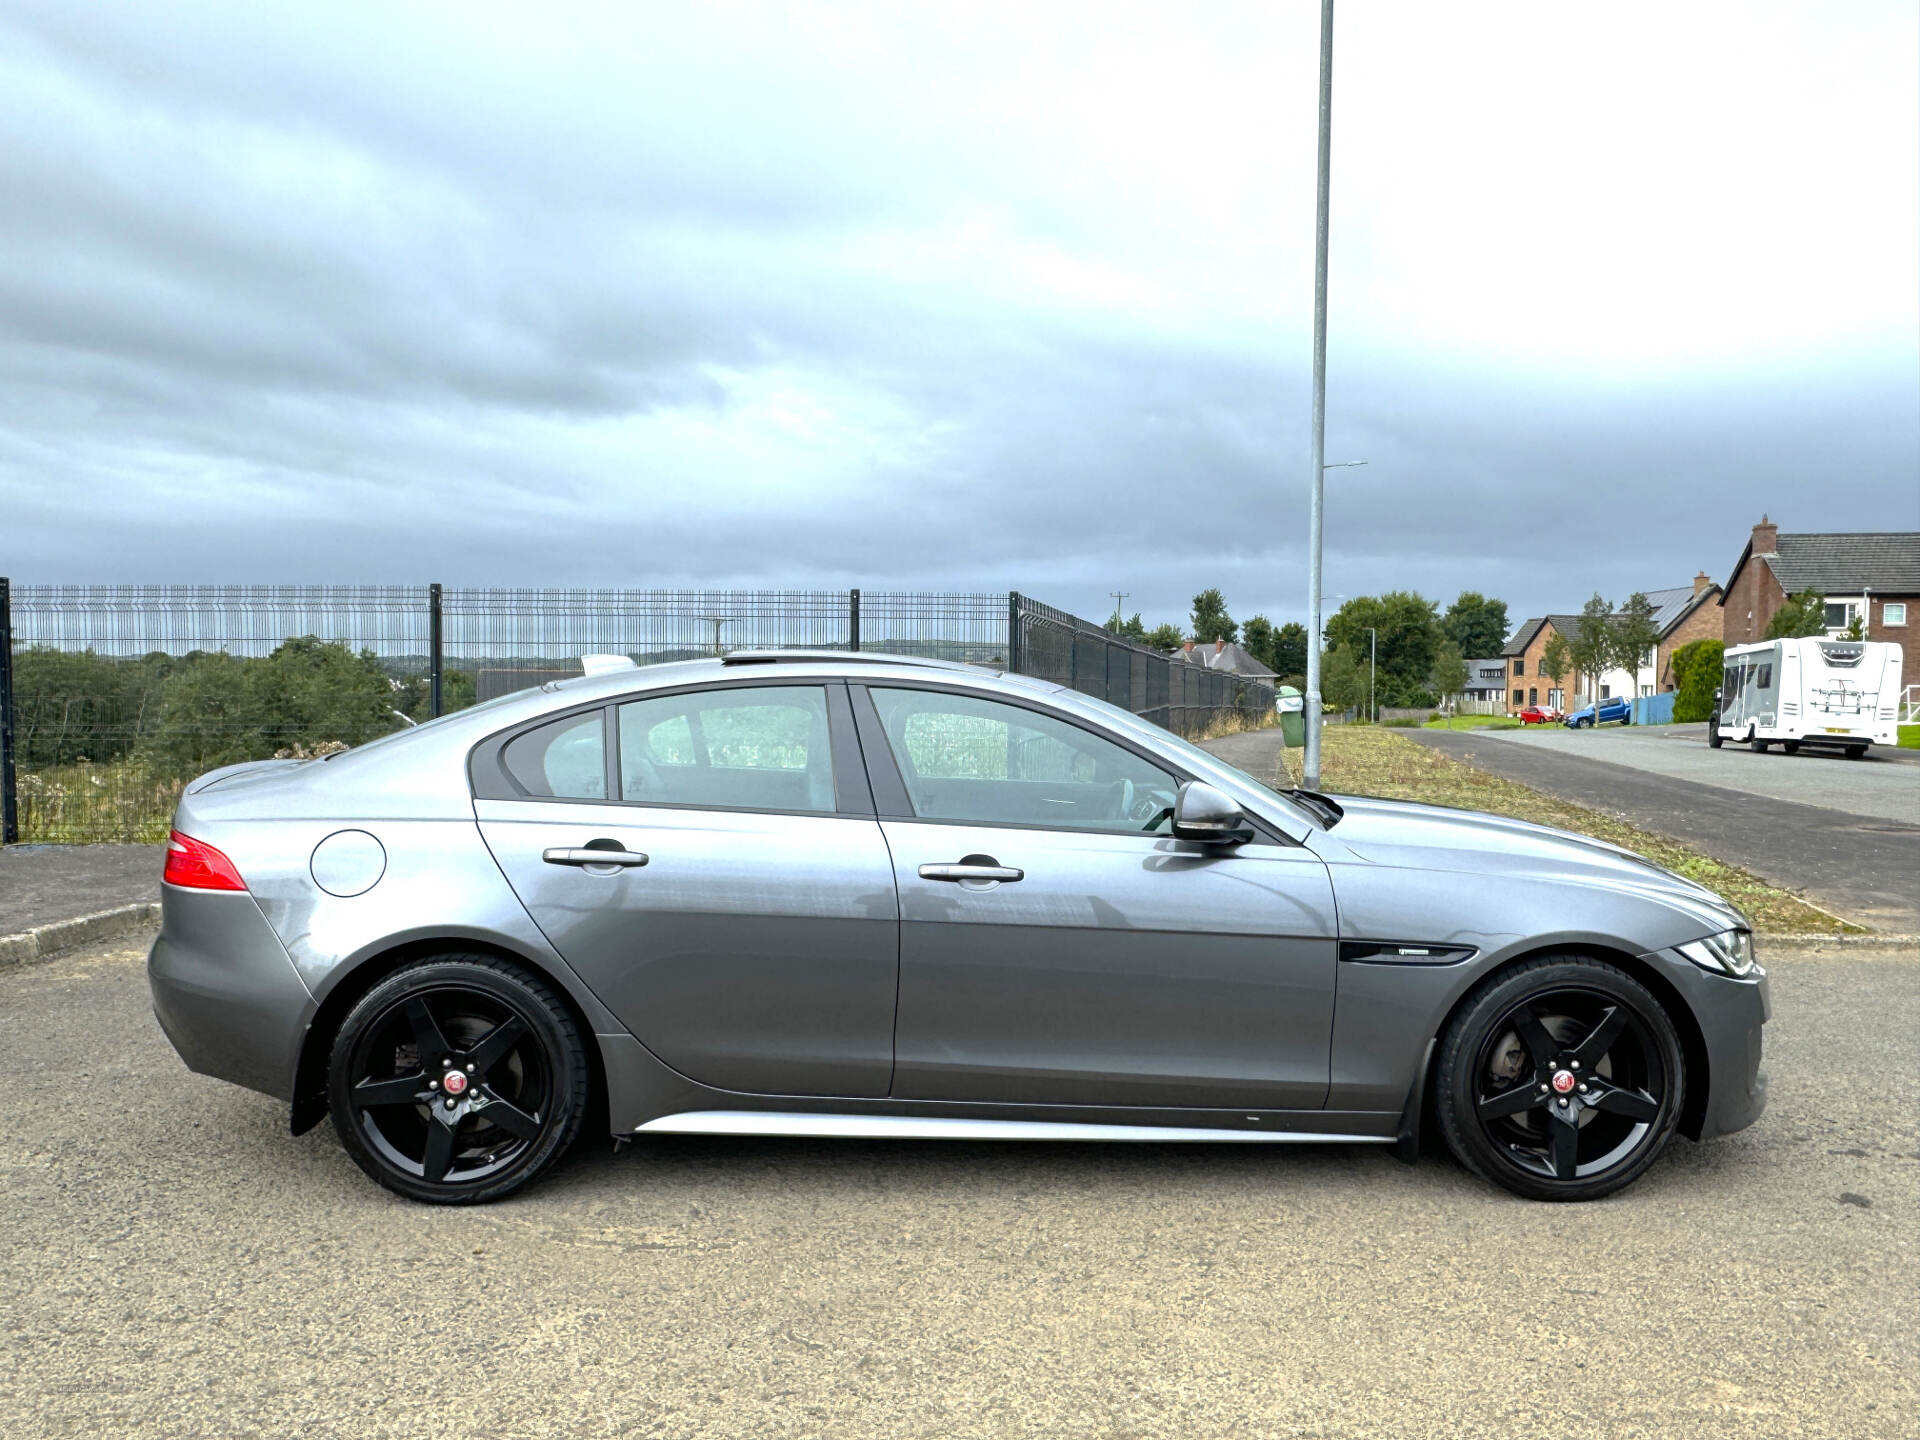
1670,638 -> 1724,723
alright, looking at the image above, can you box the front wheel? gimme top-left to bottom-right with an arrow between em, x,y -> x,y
1782,740 -> 1800,755
328,955 -> 592,1204
1750,737 -> 1770,753
1707,715 -> 1723,749
1435,957 -> 1684,1202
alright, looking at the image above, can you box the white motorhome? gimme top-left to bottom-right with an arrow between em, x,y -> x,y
1710,637 -> 1903,757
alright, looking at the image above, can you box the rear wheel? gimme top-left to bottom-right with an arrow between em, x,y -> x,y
328,955 -> 591,1204
1750,737 -> 1770,752
1847,745 -> 1868,760
1782,740 -> 1800,755
1436,957 -> 1684,1202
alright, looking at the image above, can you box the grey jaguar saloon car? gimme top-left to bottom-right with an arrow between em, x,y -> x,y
148,652 -> 1769,1204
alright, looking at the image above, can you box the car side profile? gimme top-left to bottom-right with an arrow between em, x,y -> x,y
1564,696 -> 1632,728
149,652 -> 1769,1205
1518,704 -> 1559,725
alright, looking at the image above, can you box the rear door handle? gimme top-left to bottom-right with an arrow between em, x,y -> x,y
918,863 -> 1024,883
543,847 -> 650,868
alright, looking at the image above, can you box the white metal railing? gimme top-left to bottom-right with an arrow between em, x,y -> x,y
1900,684 -> 1920,725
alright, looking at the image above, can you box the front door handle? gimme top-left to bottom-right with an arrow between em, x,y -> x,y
919,862 -> 1024,883
544,846 -> 650,868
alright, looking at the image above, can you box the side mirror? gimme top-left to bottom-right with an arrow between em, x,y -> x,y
1171,780 -> 1250,844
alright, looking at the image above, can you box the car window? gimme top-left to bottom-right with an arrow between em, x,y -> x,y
618,686 -> 835,812
501,712 -> 606,799
870,687 -> 1177,834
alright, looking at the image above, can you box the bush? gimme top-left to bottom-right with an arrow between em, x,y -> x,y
1670,638 -> 1724,723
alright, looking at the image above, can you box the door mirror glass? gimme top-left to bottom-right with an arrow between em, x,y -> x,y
1171,781 -> 1249,843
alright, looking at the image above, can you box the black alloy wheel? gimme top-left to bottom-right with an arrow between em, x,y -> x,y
1436,957 -> 1684,1201
328,955 -> 590,1204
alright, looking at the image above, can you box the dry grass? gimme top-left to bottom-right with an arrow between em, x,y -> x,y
1263,726 -> 1854,935
18,761 -> 181,845
1195,709 -> 1280,741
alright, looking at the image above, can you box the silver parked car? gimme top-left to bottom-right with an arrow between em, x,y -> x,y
149,653 -> 1768,1204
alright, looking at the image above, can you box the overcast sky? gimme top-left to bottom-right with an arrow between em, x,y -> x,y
3,0 -> 1916,634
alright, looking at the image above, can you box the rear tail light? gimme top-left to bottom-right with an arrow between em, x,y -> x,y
164,830 -> 248,891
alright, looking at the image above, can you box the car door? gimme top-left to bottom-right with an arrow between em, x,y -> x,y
852,682 -> 1339,1110
474,679 -> 900,1097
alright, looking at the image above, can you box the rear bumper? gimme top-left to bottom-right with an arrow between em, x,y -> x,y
1646,946 -> 1770,1141
148,885 -> 314,1101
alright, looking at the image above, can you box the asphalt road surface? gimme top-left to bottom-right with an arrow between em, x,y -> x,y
1401,728 -> 1920,934
0,843 -> 161,934
3,934 -> 1914,1439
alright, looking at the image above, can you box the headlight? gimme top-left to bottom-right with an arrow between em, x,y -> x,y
1678,929 -> 1759,978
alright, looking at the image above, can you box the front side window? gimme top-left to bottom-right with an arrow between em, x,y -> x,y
870,687 -> 1177,834
501,712 -> 606,799
619,685 -> 835,813
1757,663 -> 1773,688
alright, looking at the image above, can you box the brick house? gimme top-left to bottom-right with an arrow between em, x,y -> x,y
1719,517 -> 1920,679
1500,574 -> 1725,715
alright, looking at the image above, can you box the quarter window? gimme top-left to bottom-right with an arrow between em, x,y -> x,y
618,686 -> 835,813
869,688 -> 1178,834
501,712 -> 606,799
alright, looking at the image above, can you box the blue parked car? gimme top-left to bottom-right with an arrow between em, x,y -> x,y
1564,696 -> 1632,728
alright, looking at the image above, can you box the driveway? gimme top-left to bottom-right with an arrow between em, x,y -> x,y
1405,728 -> 1920,934
2,933 -> 1915,1439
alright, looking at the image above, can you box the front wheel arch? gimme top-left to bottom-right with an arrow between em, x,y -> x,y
1417,943 -> 1711,1145
289,938 -> 606,1137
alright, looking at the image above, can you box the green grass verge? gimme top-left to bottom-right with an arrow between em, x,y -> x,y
1422,714 -> 1525,731
1900,724 -> 1919,749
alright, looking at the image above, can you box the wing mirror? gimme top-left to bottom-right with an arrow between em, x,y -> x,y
1171,780 -> 1251,844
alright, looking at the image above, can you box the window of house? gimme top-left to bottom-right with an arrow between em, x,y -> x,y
1885,602 -> 1908,626
1600,685 -> 1611,699
1823,601 -> 1856,631
1513,658 -> 1525,676
1528,688 -> 1538,706
1512,689 -> 1522,706
501,711 -> 606,799
869,687 -> 1178,834
1549,688 -> 1564,709
618,686 -> 835,812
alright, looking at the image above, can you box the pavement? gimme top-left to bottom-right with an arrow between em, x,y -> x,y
1400,726 -> 1920,934
2,932 -> 1914,1438
0,843 -> 161,935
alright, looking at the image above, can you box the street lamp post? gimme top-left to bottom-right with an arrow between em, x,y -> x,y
1366,626 -> 1376,724
1302,0 -> 1337,790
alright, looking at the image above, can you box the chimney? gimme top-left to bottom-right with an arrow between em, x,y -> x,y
1752,515 -> 1779,557
1693,570 -> 1712,596
1214,639 -> 1226,657
1183,639 -> 1194,654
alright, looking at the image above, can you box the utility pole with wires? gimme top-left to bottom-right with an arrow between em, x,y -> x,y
1109,592 -> 1130,629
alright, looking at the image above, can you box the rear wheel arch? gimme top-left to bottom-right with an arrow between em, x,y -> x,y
1419,942 -> 1710,1143
289,938 -> 607,1137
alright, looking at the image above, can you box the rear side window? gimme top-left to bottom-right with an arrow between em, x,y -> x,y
501,712 -> 606,799
1757,663 -> 1773,688
618,686 -> 835,813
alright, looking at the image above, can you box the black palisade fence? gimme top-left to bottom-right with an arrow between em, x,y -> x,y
0,581 -> 1274,844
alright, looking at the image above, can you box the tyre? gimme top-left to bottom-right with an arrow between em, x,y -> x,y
1435,956 -> 1685,1202
1750,738 -> 1769,752
1782,740 -> 1800,755
1847,745 -> 1868,760
1707,714 -> 1723,749
328,954 -> 592,1204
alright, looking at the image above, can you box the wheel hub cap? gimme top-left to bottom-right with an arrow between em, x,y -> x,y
442,1069 -> 470,1096
1550,1069 -> 1576,1094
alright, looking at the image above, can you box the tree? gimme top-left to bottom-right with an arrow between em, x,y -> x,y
1611,592 -> 1661,695
1440,592 -> 1510,659
1241,615 -> 1274,671
1143,623 -> 1186,653
1323,591 -> 1442,708
1190,589 -> 1237,644
1765,589 -> 1827,639
1540,631 -> 1572,702
1670,638 -> 1725,723
1319,644 -> 1367,714
1105,612 -> 1149,644
1429,641 -> 1467,704
1272,622 -> 1308,683
1566,594 -> 1616,703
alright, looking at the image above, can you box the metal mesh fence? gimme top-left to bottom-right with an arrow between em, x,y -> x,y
0,580 -> 1272,843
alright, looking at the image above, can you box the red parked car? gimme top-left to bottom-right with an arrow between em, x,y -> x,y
1519,705 -> 1559,725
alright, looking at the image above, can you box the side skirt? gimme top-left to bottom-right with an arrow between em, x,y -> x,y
634,1111 -> 1396,1145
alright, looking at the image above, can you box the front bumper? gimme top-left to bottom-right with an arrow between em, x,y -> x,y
1647,945 -> 1770,1140
148,885 -> 314,1101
